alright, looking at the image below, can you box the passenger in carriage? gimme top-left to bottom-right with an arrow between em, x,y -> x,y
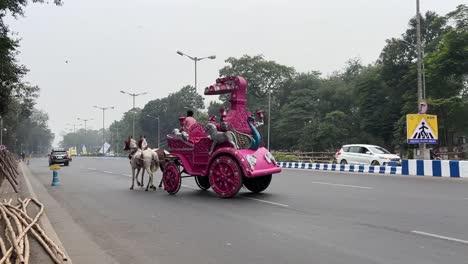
183,110 -> 196,132
138,135 -> 148,150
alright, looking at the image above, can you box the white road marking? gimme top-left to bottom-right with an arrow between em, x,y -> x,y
412,231 -> 468,245
242,197 -> 289,207
122,174 -> 132,177
310,181 -> 373,189
103,171 -> 113,174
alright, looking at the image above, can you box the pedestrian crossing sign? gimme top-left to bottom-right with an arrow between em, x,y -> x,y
406,114 -> 438,144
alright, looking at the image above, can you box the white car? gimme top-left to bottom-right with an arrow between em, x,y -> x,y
335,144 -> 401,166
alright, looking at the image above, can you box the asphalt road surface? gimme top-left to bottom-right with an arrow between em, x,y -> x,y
27,157 -> 468,264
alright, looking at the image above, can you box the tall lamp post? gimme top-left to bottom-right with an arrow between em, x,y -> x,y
0,116 -> 4,146
415,0 -> 429,159
176,51 -> 216,91
146,114 -> 160,148
267,89 -> 271,151
120,91 -> 147,138
77,117 -> 93,153
94,106 -> 114,155
400,39 -> 426,99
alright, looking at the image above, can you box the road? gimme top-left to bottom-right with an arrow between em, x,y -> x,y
27,157 -> 468,264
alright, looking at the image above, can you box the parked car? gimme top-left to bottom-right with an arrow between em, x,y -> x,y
335,144 -> 401,166
49,148 -> 70,166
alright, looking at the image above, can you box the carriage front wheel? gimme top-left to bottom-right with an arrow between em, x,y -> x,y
209,155 -> 243,198
195,176 -> 211,190
243,174 -> 272,193
163,162 -> 181,195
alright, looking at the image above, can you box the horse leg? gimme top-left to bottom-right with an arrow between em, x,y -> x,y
130,166 -> 135,190
140,169 -> 145,187
145,166 -> 153,191
135,168 -> 142,186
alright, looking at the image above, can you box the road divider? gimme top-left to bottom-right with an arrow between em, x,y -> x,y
278,160 -> 468,178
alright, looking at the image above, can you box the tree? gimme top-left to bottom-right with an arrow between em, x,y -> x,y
219,55 -> 296,111
139,85 -> 205,148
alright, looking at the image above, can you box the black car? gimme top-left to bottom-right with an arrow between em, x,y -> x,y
49,148 -> 70,166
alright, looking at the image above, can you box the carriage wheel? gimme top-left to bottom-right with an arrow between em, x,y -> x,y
209,155 -> 243,198
195,176 -> 211,190
163,162 -> 181,195
243,174 -> 272,194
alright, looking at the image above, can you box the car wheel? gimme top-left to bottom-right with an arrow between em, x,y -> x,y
340,159 -> 348,165
371,160 -> 380,166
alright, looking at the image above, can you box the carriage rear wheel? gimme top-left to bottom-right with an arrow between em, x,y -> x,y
209,155 -> 243,198
163,162 -> 181,195
243,174 -> 272,193
195,176 -> 210,190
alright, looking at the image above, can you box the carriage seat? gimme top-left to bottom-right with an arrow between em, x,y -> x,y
187,122 -> 208,144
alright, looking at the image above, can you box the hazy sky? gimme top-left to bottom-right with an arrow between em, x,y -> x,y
6,0 -> 463,145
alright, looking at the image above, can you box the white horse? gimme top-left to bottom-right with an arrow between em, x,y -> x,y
124,138 -> 166,191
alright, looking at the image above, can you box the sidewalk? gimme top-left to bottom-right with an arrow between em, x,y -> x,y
1,161 -> 118,264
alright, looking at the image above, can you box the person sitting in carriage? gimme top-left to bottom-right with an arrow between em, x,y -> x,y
138,135 -> 148,150
172,110 -> 197,141
183,110 -> 196,132
124,136 -> 138,159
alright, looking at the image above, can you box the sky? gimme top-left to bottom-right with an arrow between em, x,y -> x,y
6,0 -> 463,145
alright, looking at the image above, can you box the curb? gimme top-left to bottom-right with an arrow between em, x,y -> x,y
20,163 -> 73,264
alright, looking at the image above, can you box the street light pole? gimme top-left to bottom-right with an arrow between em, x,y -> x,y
267,89 -> 271,151
94,106 -> 114,155
176,51 -> 216,91
415,0 -> 429,159
120,91 -> 147,138
146,114 -> 160,148
77,117 -> 93,153
400,39 -> 426,99
0,116 -> 3,146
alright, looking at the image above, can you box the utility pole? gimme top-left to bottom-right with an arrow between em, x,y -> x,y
176,51 -> 216,92
77,118 -> 93,153
121,91 -> 147,138
416,0 -> 429,159
94,106 -> 114,155
0,116 -> 3,146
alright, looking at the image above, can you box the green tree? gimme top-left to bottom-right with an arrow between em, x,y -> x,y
219,55 -> 296,111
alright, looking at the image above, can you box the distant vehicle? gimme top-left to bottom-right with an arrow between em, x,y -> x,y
106,152 -> 115,157
49,148 -> 70,166
335,144 -> 401,166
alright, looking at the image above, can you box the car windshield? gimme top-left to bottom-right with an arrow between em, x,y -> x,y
370,147 -> 391,154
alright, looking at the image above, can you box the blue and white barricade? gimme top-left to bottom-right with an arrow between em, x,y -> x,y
402,160 -> 467,177
278,160 -> 468,178
277,162 -> 401,175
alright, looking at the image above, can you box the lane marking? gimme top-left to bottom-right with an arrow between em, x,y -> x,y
242,197 -> 289,208
310,181 -> 373,189
103,171 -> 113,174
412,231 -> 468,245
122,174 -> 132,177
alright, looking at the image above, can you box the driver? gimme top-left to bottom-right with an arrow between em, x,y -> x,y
183,110 -> 196,132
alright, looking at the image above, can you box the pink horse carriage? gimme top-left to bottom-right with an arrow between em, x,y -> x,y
162,76 -> 282,198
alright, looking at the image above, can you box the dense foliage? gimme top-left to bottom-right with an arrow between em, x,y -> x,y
0,0 -> 60,154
